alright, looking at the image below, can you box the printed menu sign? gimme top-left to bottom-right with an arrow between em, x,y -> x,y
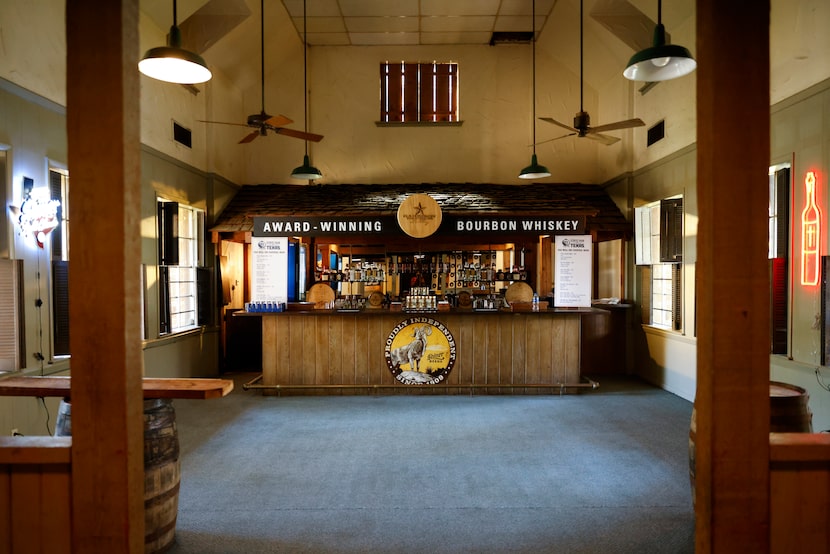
251,237 -> 288,303
554,235 -> 592,307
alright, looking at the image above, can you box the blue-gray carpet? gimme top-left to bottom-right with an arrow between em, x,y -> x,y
168,375 -> 695,553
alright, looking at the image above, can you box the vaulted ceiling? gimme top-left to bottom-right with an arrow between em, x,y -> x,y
139,0 -> 695,96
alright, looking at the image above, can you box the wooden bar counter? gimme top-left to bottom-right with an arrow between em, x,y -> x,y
244,308 -> 606,394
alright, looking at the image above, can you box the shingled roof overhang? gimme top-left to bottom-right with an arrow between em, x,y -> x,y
211,183 -> 632,242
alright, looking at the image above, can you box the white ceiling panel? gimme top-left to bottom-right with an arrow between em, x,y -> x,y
420,0 -> 502,17
349,32 -> 420,45
282,0 -> 343,17
345,16 -> 420,33
305,32 -> 352,45
339,0 -> 419,17
277,0 -> 557,46
293,16 -> 348,33
494,15 -> 548,32
498,0 -> 559,16
421,16 -> 496,33
421,32 -> 495,45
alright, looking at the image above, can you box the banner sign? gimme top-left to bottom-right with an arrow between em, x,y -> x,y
254,215 -> 586,237
554,235 -> 593,307
254,216 -> 390,236
251,236 -> 288,303
443,216 -> 585,235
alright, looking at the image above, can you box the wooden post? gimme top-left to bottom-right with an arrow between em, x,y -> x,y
66,1 -> 145,551
695,0 -> 770,551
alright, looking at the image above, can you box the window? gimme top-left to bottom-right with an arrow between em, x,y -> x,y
157,200 -> 207,335
635,197 -> 683,330
50,168 -> 70,357
769,164 -> 790,355
650,263 -> 681,329
379,62 -> 459,123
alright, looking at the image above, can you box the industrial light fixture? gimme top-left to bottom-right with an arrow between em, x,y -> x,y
139,0 -> 212,84
623,0 -> 696,82
291,0 -> 322,181
519,0 -> 550,180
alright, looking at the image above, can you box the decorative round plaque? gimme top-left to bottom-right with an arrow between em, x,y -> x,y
397,193 -> 442,238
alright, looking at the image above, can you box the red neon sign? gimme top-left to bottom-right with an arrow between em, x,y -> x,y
801,171 -> 821,286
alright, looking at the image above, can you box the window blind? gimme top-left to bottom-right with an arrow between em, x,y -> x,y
0,259 -> 22,372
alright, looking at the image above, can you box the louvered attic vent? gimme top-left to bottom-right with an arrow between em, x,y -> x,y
489,31 -> 534,45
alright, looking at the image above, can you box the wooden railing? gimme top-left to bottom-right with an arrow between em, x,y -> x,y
0,376 -> 233,553
0,436 -> 73,554
770,432 -> 830,553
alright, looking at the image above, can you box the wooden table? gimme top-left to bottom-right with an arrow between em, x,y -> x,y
0,375 -> 234,399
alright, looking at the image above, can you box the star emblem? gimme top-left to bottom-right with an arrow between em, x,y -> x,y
414,202 -> 426,216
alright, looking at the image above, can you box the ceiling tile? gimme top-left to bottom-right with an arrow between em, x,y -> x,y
282,0 -> 343,17
305,32 -> 352,45
345,16 -> 420,33
421,0 -> 502,17
498,0 -> 558,17
339,0 -> 419,17
421,31 -> 495,45
421,16 -> 496,33
349,32 -> 420,45
494,15 -> 548,32
292,16 -> 348,33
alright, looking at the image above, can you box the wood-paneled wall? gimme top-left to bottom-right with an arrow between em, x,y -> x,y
770,433 -> 830,553
0,437 -> 72,554
261,311 -> 585,393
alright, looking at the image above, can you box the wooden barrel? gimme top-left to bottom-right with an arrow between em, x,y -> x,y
689,405 -> 696,507
689,381 -> 813,506
143,398 -> 181,554
769,381 -> 813,432
55,398 -> 181,553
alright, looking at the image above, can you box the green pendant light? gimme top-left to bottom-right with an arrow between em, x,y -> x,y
291,0 -> 322,181
291,155 -> 323,180
139,0 -> 212,84
519,0 -> 550,180
623,0 -> 696,82
519,154 -> 551,180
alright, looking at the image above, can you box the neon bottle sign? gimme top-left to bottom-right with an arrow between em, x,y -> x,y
801,171 -> 821,286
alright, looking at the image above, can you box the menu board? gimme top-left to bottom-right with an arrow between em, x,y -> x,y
251,237 -> 288,303
554,235 -> 592,308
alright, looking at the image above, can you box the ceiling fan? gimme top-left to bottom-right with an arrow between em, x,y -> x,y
538,0 -> 644,146
198,0 -> 323,145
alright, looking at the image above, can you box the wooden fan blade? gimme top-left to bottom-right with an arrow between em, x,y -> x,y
198,119 -> 251,128
238,130 -> 260,144
590,118 -> 645,133
533,133 -> 577,146
263,114 -> 293,128
539,117 -> 578,133
273,127 -> 324,142
584,132 -> 620,146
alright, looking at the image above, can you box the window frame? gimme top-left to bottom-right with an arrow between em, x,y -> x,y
49,167 -> 70,358
379,61 -> 460,124
768,164 -> 791,356
157,199 -> 207,336
635,197 -> 684,332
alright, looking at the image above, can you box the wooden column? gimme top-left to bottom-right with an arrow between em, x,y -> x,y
66,1 -> 145,551
695,1 -> 770,552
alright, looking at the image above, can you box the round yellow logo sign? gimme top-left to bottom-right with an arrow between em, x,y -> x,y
397,193 -> 442,238
384,318 -> 456,385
